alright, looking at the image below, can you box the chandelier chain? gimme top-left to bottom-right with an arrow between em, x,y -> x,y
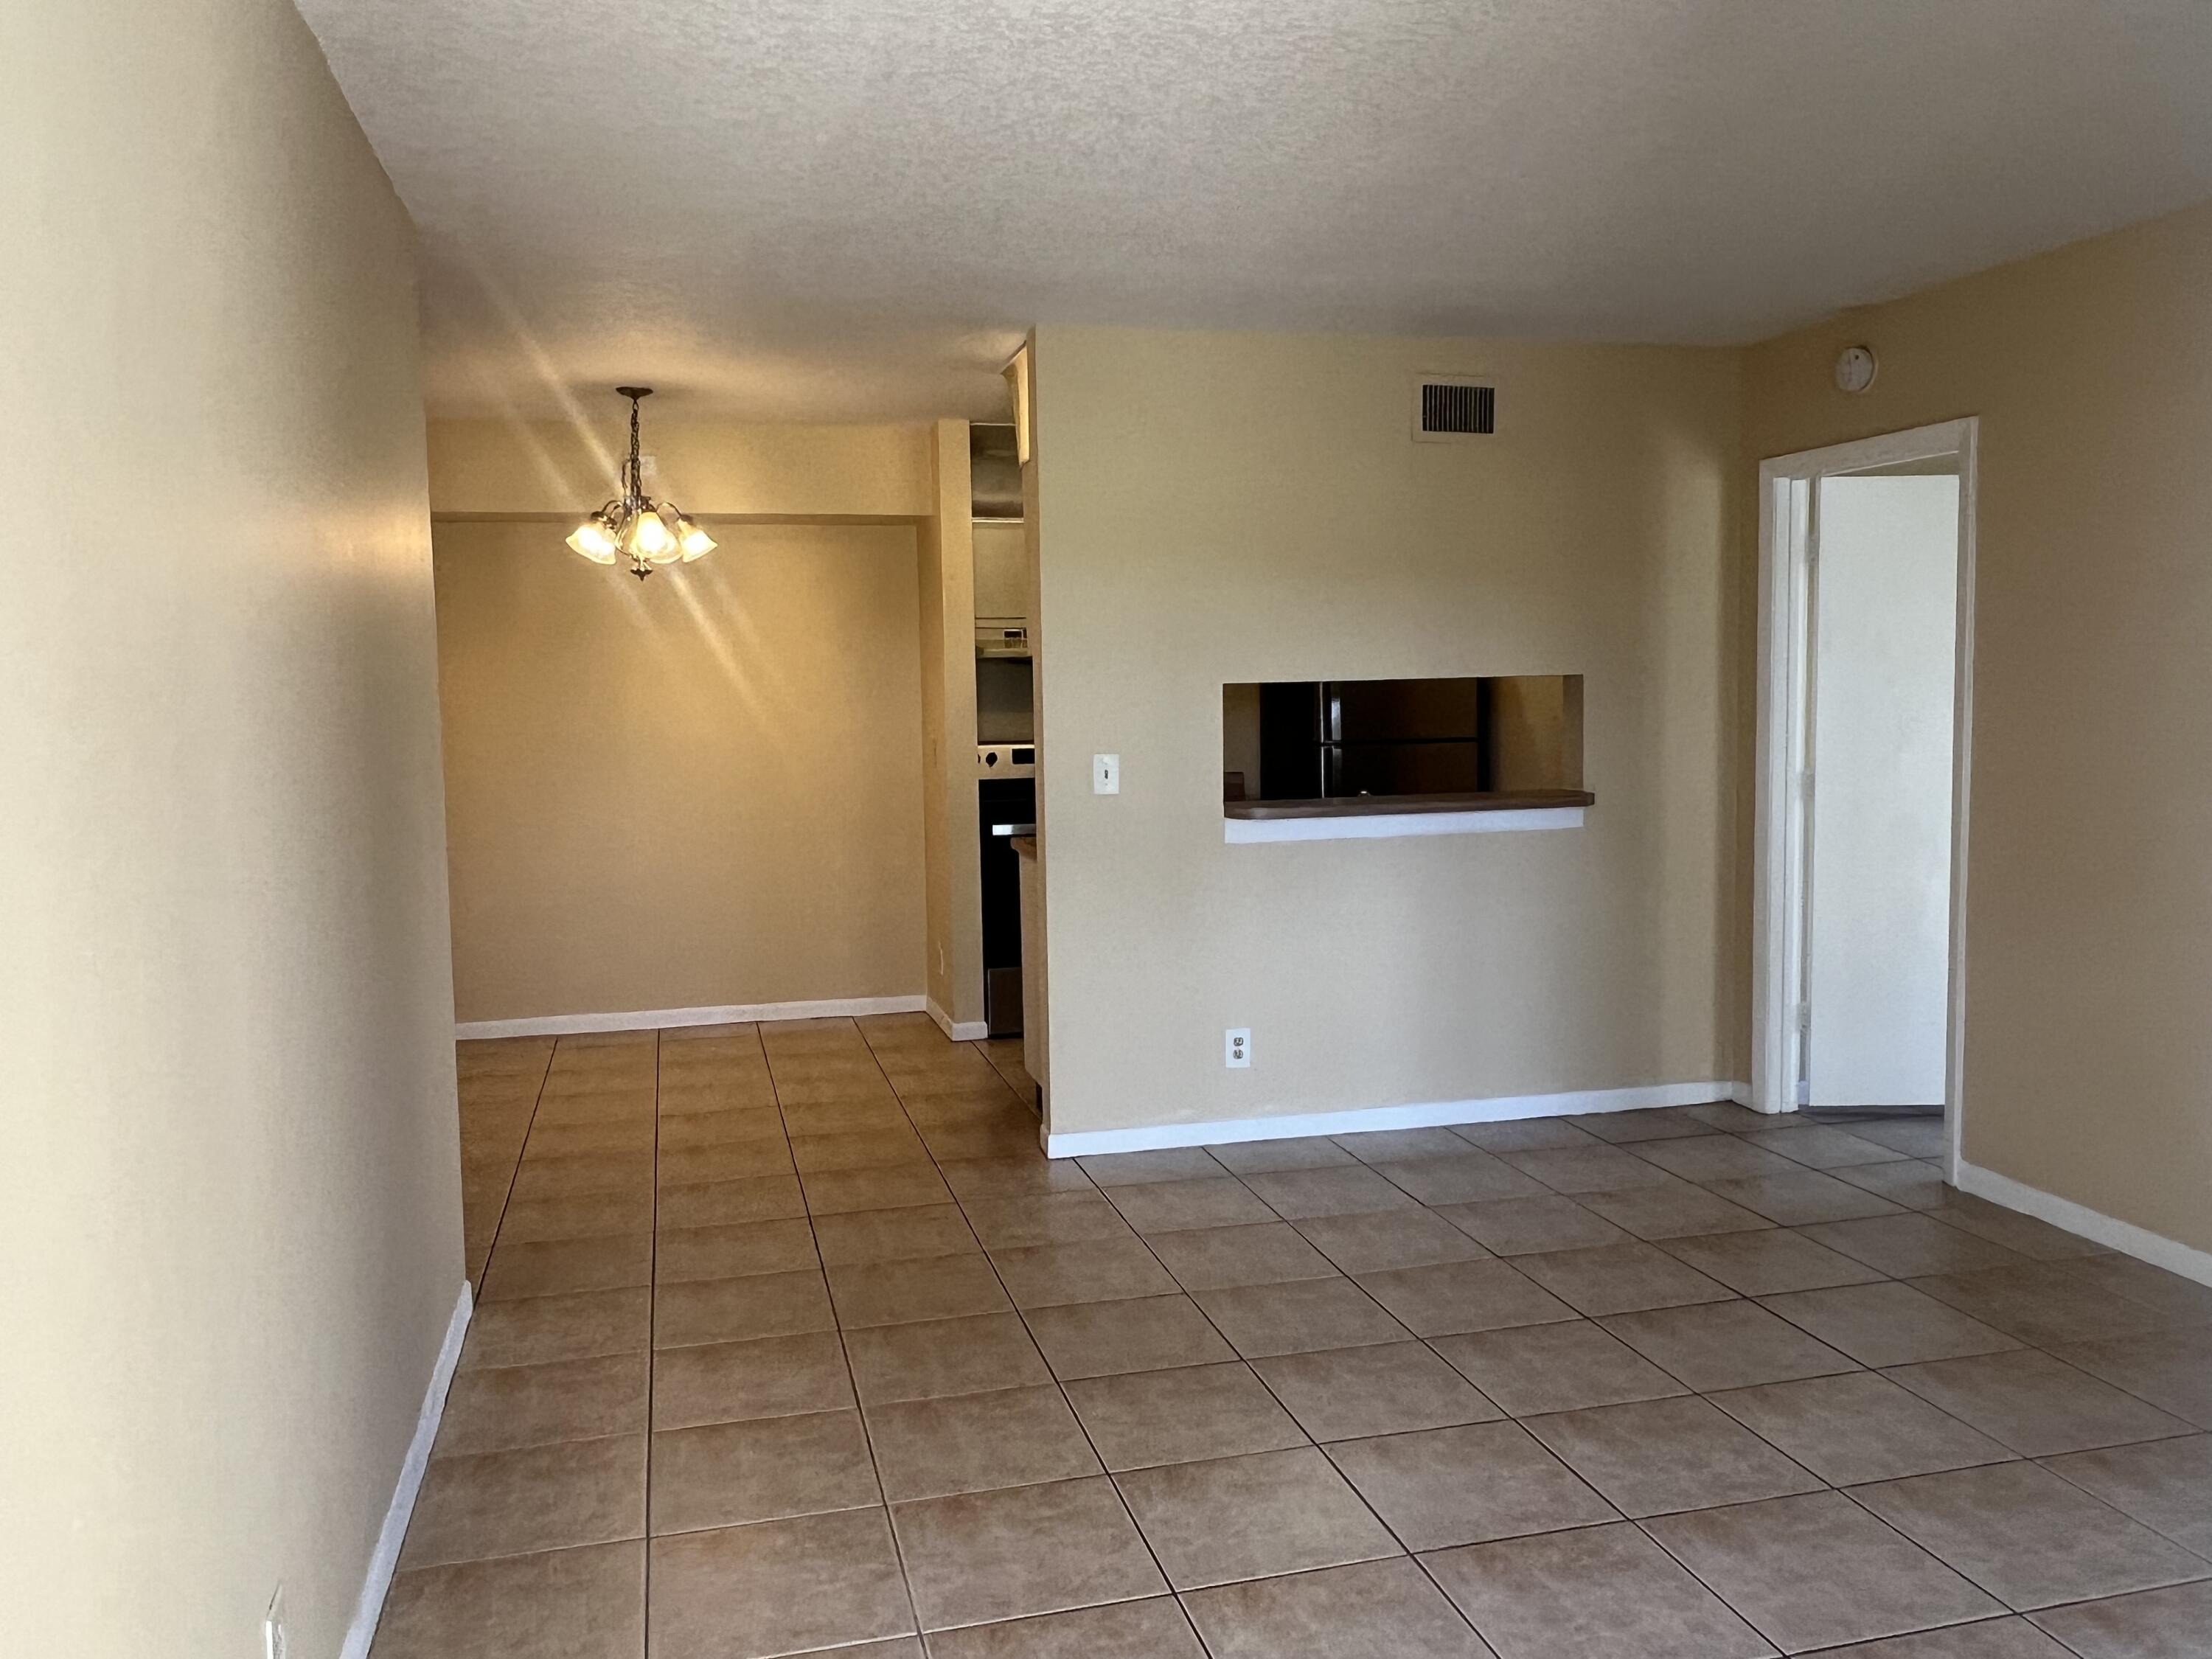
627,392 -> 644,507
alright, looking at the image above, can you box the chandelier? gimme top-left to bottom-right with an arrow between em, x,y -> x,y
566,386 -> 716,578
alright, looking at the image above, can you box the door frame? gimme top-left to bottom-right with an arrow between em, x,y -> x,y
1750,419 -> 1979,1181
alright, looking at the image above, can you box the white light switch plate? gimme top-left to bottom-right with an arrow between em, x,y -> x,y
1093,754 -> 1120,794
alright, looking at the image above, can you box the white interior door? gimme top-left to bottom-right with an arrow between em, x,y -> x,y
1804,475 -> 1959,1107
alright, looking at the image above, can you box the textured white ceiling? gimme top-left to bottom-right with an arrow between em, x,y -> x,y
295,0 -> 2212,421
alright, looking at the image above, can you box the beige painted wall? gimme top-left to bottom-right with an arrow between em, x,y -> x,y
435,519 -> 928,1022
919,422 -> 986,1027
0,0 -> 463,1652
1743,199 -> 2212,1253
428,416 -> 930,519
1030,327 -> 1741,1134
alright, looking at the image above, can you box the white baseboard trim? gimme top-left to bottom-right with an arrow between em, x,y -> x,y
1044,1081 -> 1739,1159
925,997 -> 990,1043
341,1279 -> 473,1659
456,995 -> 928,1040
1225,806 -> 1585,844
1954,1159 -> 2212,1290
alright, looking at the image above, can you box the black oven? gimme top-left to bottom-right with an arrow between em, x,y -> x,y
978,777 -> 1034,1038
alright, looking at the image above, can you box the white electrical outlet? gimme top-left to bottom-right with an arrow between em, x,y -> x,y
1225,1028 -> 1251,1068
1093,753 -> 1120,794
262,1585 -> 288,1659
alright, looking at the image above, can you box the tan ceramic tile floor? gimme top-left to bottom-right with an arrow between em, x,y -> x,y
380,1020 -> 2212,1658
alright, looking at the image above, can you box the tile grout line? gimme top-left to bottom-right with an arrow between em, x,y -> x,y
1119,1177 -> 1512,1646
776,1018 -> 933,1650
2031,1608 -> 2104,1659
1564,1222 -> 1952,1653
852,1018 -> 1221,1656
1990,1326 -> 2212,1430
1359,1318 -> 1625,1654
997,1124 -> 1731,1646
1619,1506 -> 1804,1655
2032,1453 -> 2212,1565
474,1038 -> 557,1292
933,1046 -> 1543,1649
851,1021 -> 1140,1640
1085,1124 -> 1983,1650
1422,1173 -> 2112,1652
1029,1154 -> 1292,1640
1214,1141 -> 2201,1647
1620,1433 -> 2068,1649
1843,1467 -> 2212,1619
1126,1141 -> 1622,1653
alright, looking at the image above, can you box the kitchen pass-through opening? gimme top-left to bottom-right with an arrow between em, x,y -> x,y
1222,674 -> 1584,807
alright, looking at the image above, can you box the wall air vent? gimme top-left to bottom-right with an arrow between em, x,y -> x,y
1414,377 -> 1496,441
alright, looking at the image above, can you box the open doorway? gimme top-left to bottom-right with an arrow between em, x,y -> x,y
1751,420 -> 1978,1181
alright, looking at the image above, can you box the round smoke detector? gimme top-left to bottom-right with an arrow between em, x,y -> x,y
1834,344 -> 1879,394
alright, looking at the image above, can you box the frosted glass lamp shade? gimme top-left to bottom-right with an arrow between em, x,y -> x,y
566,515 -> 619,563
675,514 -> 716,560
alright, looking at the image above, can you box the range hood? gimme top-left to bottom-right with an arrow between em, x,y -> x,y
971,423 -> 1021,521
